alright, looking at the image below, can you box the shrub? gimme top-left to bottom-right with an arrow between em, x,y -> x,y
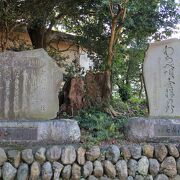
75,106 -> 127,146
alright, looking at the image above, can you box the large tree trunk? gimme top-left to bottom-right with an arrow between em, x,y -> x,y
103,70 -> 112,102
103,1 -> 128,102
0,29 -> 8,52
58,77 -> 85,116
103,6 -> 117,102
28,25 -> 45,49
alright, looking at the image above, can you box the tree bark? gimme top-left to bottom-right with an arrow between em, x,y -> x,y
103,1 -> 128,102
28,25 -> 46,49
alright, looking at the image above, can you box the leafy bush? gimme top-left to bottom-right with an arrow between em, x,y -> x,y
75,106 -> 127,146
74,95 -> 147,146
118,84 -> 132,102
111,96 -> 148,117
128,97 -> 148,117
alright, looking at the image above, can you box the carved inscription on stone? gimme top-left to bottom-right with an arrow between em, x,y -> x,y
154,124 -> 180,137
163,45 -> 175,114
0,127 -> 37,140
143,39 -> 180,117
0,49 -> 62,120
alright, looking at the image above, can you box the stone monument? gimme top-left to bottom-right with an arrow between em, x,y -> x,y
0,49 -> 62,120
144,38 -> 180,117
0,49 -> 80,144
125,39 -> 180,142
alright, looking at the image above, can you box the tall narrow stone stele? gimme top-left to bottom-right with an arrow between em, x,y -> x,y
0,49 -> 62,120
143,38 -> 180,117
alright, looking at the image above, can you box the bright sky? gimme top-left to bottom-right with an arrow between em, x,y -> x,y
171,24 -> 180,39
172,0 -> 180,39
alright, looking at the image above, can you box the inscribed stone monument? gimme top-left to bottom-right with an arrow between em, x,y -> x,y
0,49 -> 62,120
143,38 -> 180,117
125,39 -> 180,142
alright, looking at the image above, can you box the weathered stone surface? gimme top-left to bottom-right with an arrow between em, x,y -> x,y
53,161 -> 64,180
35,147 -> 46,164
17,163 -> 29,180
0,168 -> 1,178
88,175 -> 98,180
71,163 -> 81,180
149,158 -> 160,176
94,160 -> 103,177
137,156 -> 149,176
77,147 -> 86,165
99,176 -> 111,180
135,175 -> 144,180
0,148 -> 7,166
46,146 -> 61,162
86,146 -> 101,161
171,175 -> 180,180
42,162 -> 53,180
130,145 -> 141,159
103,160 -> 116,178
61,146 -> 76,165
145,175 -> 153,180
83,161 -> 93,178
127,176 -> 134,180
0,119 -> 80,144
7,150 -> 21,168
167,144 -> 179,158
53,161 -> 63,180
155,144 -> 168,162
125,118 -> 180,143
155,174 -> 169,180
30,161 -> 41,180
116,160 -> 128,180
2,162 -> 17,180
121,146 -> 131,160
177,157 -> 180,174
144,39 -> 180,116
22,149 -> 34,164
62,165 -> 71,180
0,49 -> 62,120
106,145 -> 120,163
143,144 -> 154,158
97,149 -> 106,161
127,159 -> 137,177
161,156 -> 177,177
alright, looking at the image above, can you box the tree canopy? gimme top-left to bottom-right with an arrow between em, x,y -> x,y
0,0 -> 179,101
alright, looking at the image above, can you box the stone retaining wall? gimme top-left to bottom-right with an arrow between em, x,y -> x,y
0,144 -> 179,179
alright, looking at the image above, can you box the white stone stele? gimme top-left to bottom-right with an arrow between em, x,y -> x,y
0,49 -> 62,120
143,38 -> 180,117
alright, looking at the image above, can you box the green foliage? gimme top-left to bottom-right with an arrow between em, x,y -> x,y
47,47 -> 85,80
61,0 -> 179,99
118,84 -> 132,102
75,107 -> 127,146
0,0 -> 25,25
75,95 -> 148,145
111,96 -> 148,117
64,61 -> 85,79
46,47 -> 67,67
112,38 -> 147,100
128,97 -> 148,117
63,0 -> 179,66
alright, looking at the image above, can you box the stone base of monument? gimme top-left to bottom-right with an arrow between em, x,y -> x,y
125,117 -> 180,143
0,119 -> 80,145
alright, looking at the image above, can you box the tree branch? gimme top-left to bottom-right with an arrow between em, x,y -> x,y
114,0 -> 129,43
109,0 -> 115,18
